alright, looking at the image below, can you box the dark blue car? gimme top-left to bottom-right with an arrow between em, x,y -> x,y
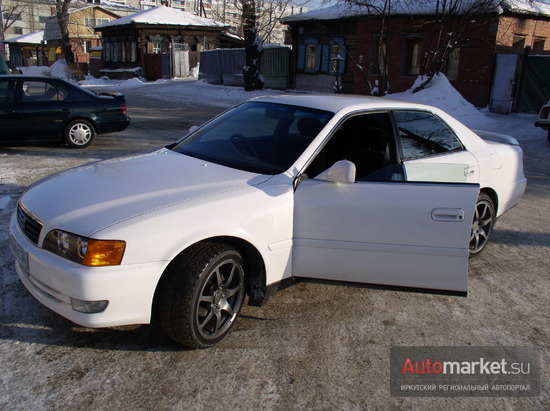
0,75 -> 130,148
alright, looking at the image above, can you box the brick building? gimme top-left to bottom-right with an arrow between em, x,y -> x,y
283,1 -> 550,108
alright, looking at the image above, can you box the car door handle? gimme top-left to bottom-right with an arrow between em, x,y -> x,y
4,110 -> 15,113
62,108 -> 70,112
432,208 -> 465,222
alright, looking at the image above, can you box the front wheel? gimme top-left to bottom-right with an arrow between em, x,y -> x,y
158,243 -> 246,348
469,193 -> 496,256
64,119 -> 95,148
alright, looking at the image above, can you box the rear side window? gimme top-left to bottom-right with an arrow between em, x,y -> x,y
394,111 -> 463,160
22,81 -> 68,102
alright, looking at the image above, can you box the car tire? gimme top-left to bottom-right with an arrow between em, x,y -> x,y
158,243 -> 246,348
64,119 -> 95,148
469,193 -> 496,256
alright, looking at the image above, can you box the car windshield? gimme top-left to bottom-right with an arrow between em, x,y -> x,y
172,102 -> 334,174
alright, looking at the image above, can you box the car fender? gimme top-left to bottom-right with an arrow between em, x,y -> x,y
93,173 -> 296,287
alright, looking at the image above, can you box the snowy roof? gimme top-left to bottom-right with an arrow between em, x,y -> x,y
76,0 -> 138,12
95,6 -> 228,29
5,30 -> 45,44
282,0 -> 550,23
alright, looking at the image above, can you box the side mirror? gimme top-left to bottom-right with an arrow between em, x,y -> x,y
316,160 -> 356,184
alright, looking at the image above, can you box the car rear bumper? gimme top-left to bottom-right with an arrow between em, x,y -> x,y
95,115 -> 130,135
535,121 -> 549,130
9,213 -> 165,328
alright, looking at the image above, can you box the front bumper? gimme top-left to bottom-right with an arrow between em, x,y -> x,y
9,213 -> 166,328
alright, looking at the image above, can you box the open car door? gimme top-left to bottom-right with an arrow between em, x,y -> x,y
292,169 -> 479,293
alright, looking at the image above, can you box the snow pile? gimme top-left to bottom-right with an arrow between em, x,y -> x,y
117,77 -> 146,89
387,73 -> 492,128
18,65 -> 50,76
49,60 -> 70,79
19,60 -> 72,80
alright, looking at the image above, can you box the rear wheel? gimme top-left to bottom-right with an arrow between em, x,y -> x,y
158,243 -> 246,348
64,119 -> 95,148
469,193 -> 496,256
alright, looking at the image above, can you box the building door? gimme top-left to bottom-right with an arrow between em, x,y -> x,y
490,54 -> 518,114
172,43 -> 190,77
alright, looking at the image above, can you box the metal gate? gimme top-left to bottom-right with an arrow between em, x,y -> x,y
515,55 -> 550,113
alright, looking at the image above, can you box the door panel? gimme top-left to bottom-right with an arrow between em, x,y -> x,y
403,152 -> 479,183
292,179 -> 479,292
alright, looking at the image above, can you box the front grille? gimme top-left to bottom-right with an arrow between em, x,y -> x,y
17,204 -> 43,245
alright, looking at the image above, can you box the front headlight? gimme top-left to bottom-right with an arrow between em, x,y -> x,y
43,230 -> 125,266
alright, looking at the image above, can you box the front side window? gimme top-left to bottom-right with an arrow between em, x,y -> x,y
304,112 -> 400,182
173,102 -> 333,174
395,111 -> 463,160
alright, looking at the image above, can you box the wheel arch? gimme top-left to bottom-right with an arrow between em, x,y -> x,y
151,236 -> 267,322
480,187 -> 499,215
64,114 -> 98,134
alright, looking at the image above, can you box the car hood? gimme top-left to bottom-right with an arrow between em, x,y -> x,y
21,148 -> 271,237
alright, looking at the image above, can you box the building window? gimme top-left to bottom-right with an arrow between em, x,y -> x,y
151,36 -> 163,54
512,34 -> 526,54
14,27 -> 23,35
403,37 -> 422,76
85,17 -> 109,27
121,41 -> 126,62
305,44 -> 316,71
369,35 -> 387,75
442,48 -> 460,81
298,37 -> 320,72
83,40 -> 92,53
329,44 -> 340,73
533,37 -> 545,54
131,42 -> 137,62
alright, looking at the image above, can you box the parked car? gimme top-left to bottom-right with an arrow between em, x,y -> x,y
535,99 -> 550,143
0,75 -> 129,148
9,95 -> 526,348
0,55 -> 9,75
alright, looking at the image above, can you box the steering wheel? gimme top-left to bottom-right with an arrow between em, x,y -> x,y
230,134 -> 258,158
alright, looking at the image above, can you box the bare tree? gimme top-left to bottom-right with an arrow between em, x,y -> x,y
208,0 -> 309,91
0,0 -> 28,59
411,0 -> 501,92
343,0 -> 512,93
56,0 -> 75,69
242,0 -> 263,90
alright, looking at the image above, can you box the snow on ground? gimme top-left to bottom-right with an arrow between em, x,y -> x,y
20,61 -> 516,129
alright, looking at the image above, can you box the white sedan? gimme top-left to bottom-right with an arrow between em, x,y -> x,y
9,95 -> 526,348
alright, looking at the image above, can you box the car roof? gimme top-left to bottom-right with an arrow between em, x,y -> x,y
249,94 -> 437,114
0,74 -> 67,81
